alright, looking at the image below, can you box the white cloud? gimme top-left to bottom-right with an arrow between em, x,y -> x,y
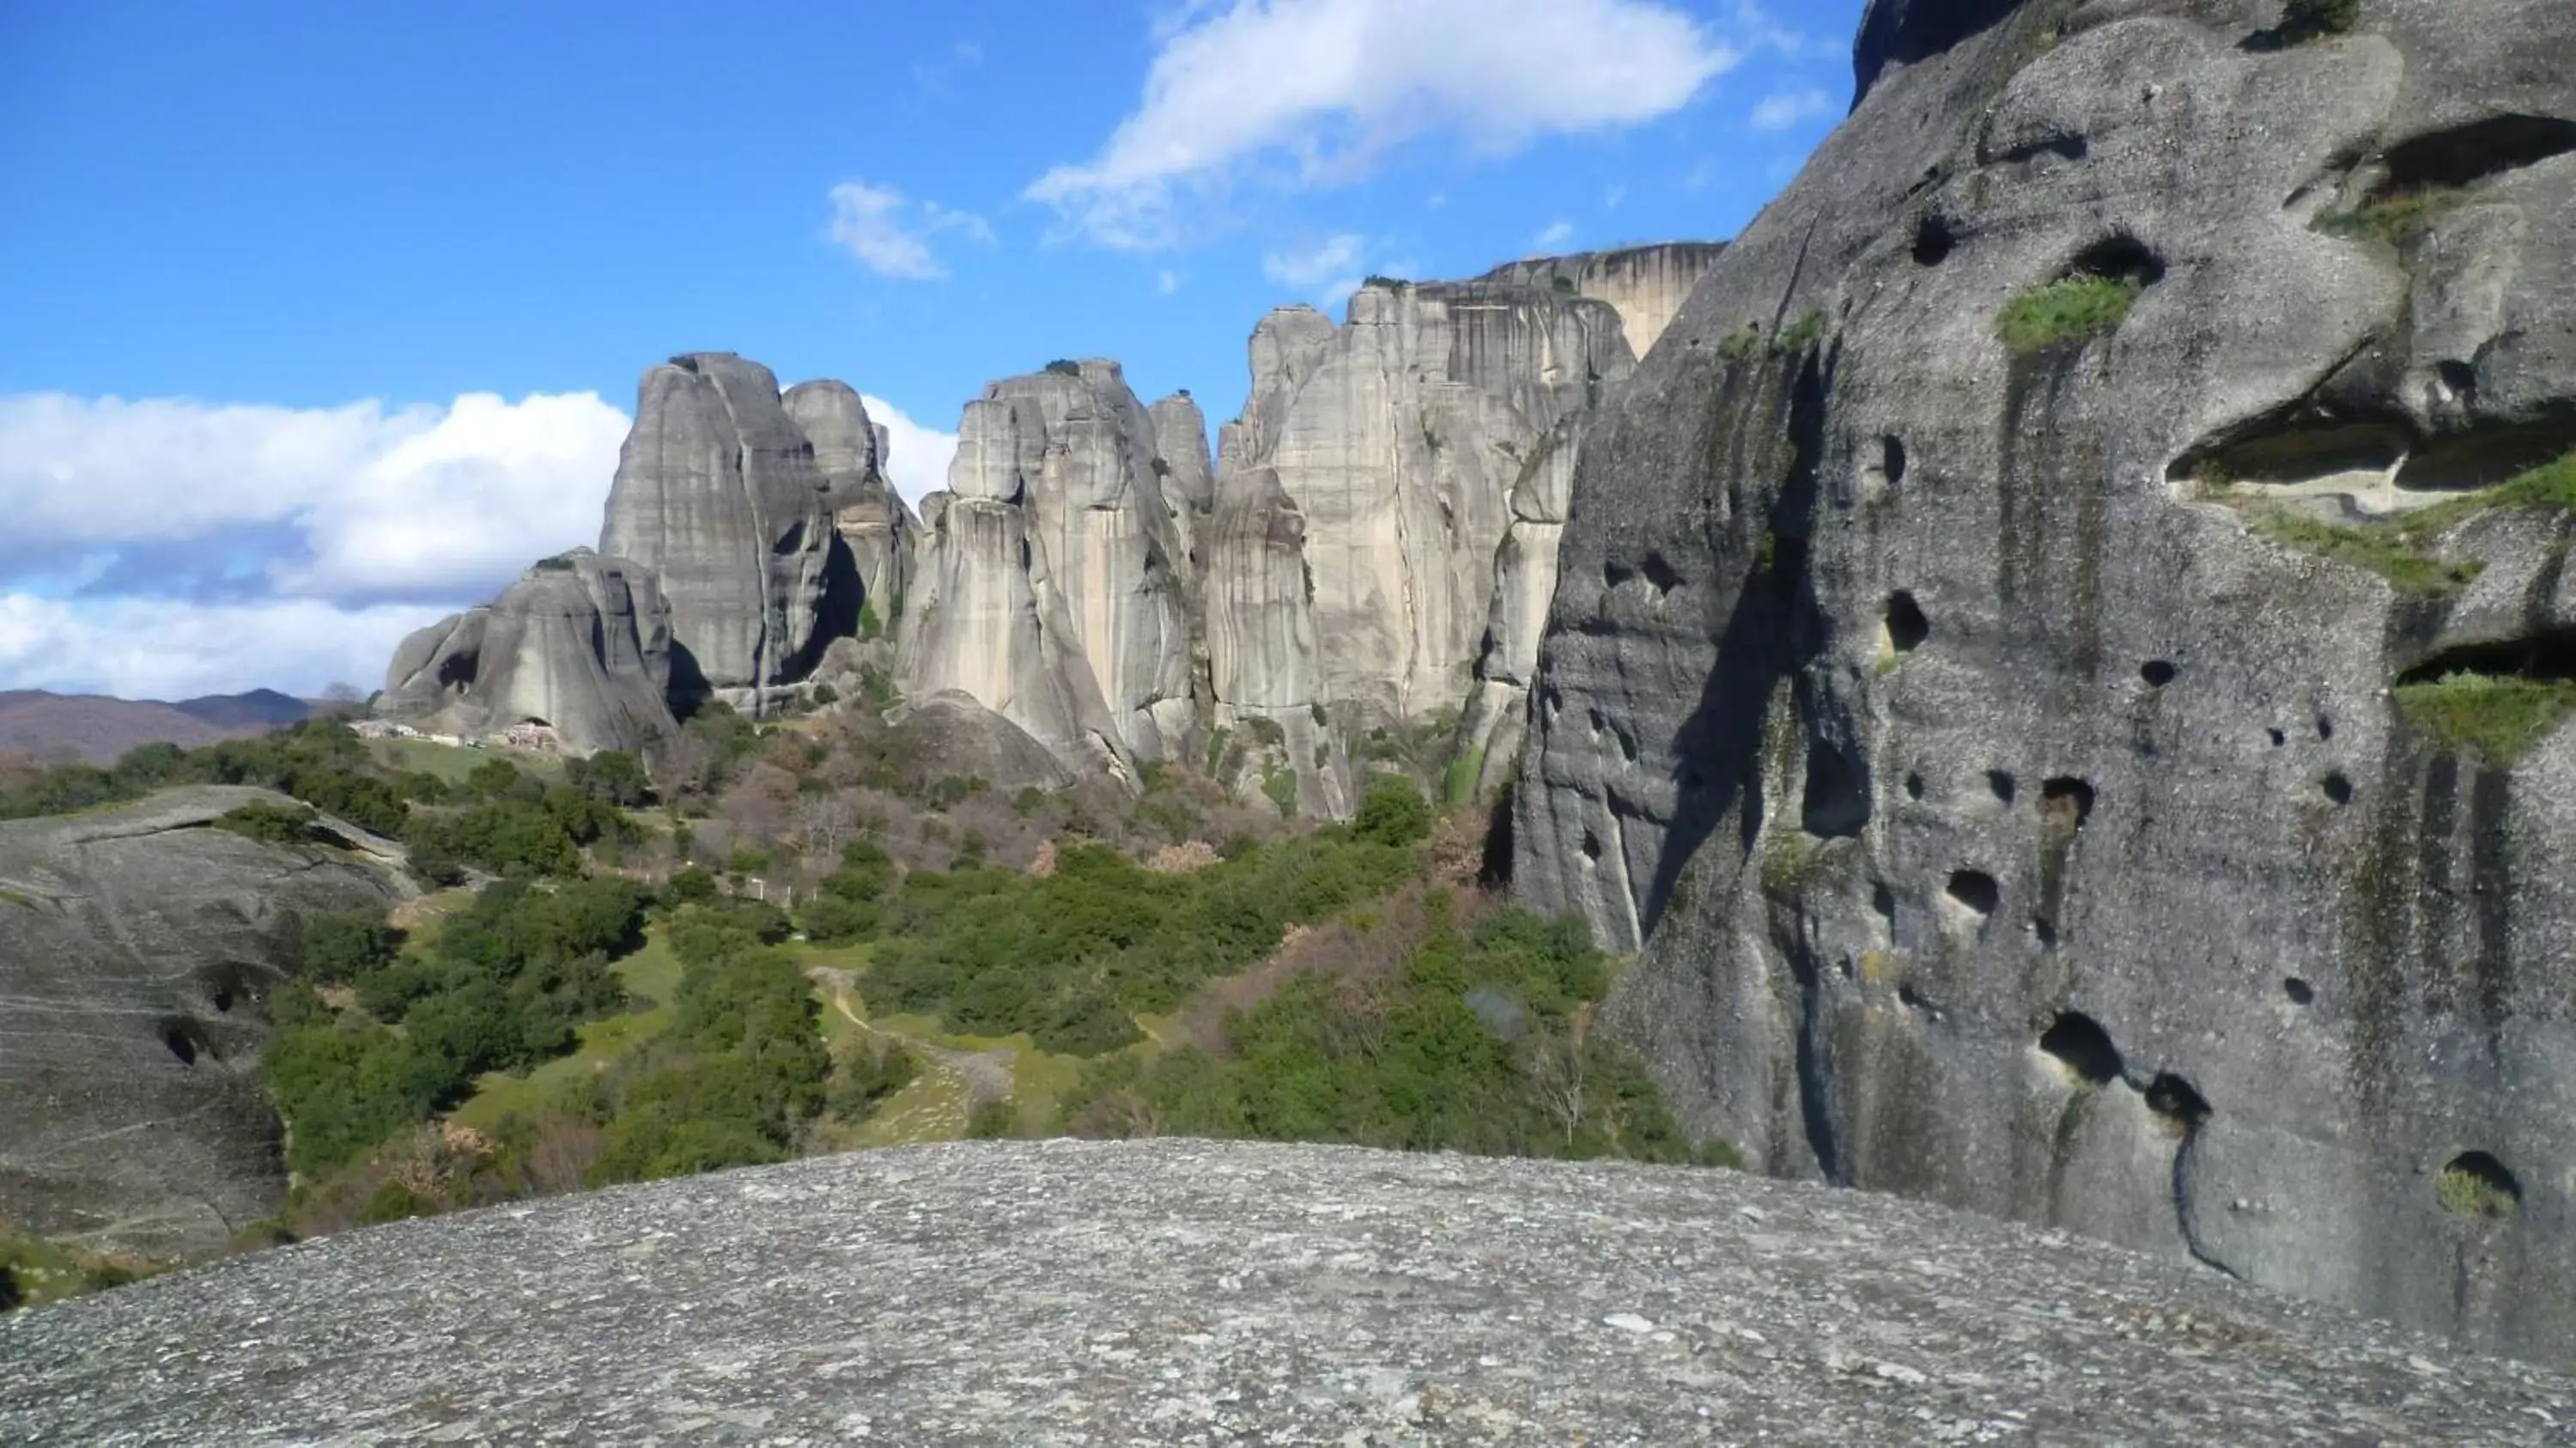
1534,219 -> 1576,250
1748,87 -> 1834,132
0,390 -> 629,605
860,394 -> 958,509
827,180 -> 995,279
1263,233 -> 1366,290
0,593 -> 448,699
1029,0 -> 1740,248
1158,269 -> 1183,295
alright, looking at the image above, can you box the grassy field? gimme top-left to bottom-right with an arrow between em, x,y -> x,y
368,737 -> 567,787
447,931 -> 683,1131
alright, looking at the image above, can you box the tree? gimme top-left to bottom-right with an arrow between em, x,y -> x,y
570,751 -> 653,808
1352,777 -> 1431,848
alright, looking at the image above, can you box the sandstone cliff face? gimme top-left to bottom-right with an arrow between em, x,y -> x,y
1479,243 -> 1730,359
1217,282 -> 1638,739
896,363 -> 1193,772
1203,467 -> 1352,818
782,379 -> 916,635
378,549 -> 677,757
599,353 -> 850,714
0,788 -> 413,1260
1516,0 -> 2576,1362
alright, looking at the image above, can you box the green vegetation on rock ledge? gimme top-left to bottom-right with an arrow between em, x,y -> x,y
2394,675 -> 2576,766
1996,275 -> 2141,355
2230,452 -> 2576,599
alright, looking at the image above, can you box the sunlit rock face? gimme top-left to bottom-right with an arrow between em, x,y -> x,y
1514,0 -> 2576,1366
783,378 -> 918,636
896,362 -> 1194,775
1479,242 -> 1731,360
380,548 -> 678,757
1214,281 -> 1638,747
599,352 -> 851,715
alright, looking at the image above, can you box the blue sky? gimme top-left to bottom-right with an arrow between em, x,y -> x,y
0,0 -> 1861,698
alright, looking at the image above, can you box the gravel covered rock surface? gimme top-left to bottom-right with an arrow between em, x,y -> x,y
6,1140 -> 2570,1445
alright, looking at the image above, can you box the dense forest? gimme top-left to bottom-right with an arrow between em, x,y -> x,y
0,697 -> 1725,1269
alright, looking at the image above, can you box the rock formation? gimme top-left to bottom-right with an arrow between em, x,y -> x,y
1202,467 -> 1352,818
1479,242 -> 1730,358
5,1141 -> 2566,1442
0,788 -> 413,1260
598,353 -> 851,714
883,691 -> 1074,794
782,379 -> 917,634
1516,0 -> 2576,1363
896,362 -> 1194,771
378,549 -> 678,757
1196,279 -> 1637,812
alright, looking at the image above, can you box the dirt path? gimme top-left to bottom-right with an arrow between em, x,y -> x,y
809,967 -> 1014,1106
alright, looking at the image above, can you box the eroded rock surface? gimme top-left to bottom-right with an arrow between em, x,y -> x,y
599,353 -> 851,714
0,788 -> 413,1260
378,548 -> 678,757
783,378 -> 916,631
1516,0 -> 2576,1363
4,1141 -> 2567,1445
1479,242 -> 1730,358
898,362 -> 1193,772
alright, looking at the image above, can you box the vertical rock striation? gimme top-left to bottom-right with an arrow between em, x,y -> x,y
1516,0 -> 2576,1364
1479,243 -> 1731,359
782,379 -> 918,637
1202,466 -> 1351,818
1216,281 -> 1638,743
599,353 -> 850,714
379,549 -> 678,756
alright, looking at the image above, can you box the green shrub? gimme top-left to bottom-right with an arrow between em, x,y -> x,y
1261,764 -> 1298,814
1996,275 -> 2141,355
2320,187 -> 2461,246
966,1099 -> 1019,1139
211,800 -> 319,846
2394,674 -> 2576,765
296,910 -> 403,984
827,1041 -> 920,1123
1043,359 -> 1083,377
1352,777 -> 1431,848
1771,309 -> 1826,356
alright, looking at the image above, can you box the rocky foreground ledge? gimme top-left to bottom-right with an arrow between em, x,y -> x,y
3,1142 -> 2569,1446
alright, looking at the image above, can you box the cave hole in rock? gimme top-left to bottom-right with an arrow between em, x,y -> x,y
1996,131 -> 2089,167
1641,552 -> 1683,593
2033,916 -> 2058,947
2038,1012 -> 2124,1086
1911,214 -> 1958,266
2438,1151 -> 2524,1220
2040,777 -> 2096,829
1899,983 -> 1929,1012
1588,708 -> 1608,737
2269,727 -> 2287,747
1986,770 -> 2016,805
2144,1073 -> 2213,1129
2318,714 -> 2335,741
1616,729 -> 1639,764
1604,557 -> 1637,589
1885,592 -> 1930,653
1802,743 -> 1870,838
2282,976 -> 2316,1007
2382,116 -> 2576,194
2323,771 -> 2354,806
159,1021 -> 203,1068
1904,772 -> 1925,801
2397,423 -> 2576,494
1872,880 -> 1897,922
1945,869 -> 2000,916
2397,630 -> 2576,687
1581,830 -> 1604,863
1881,435 -> 1908,487
2069,234 -> 2165,289
2141,660 -> 2178,688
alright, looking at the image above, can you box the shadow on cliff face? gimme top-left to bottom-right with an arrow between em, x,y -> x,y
1644,346 -> 1833,934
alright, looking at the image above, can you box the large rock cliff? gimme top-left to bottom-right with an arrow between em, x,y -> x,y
377,548 -> 678,757
1479,242 -> 1731,358
598,353 -> 853,714
782,378 -> 917,633
0,788 -> 413,1260
1516,0 -> 2576,1363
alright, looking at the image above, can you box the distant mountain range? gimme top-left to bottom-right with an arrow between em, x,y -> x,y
0,688 -> 315,765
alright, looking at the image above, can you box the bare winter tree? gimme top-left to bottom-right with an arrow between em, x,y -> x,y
1525,1005 -> 1593,1148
